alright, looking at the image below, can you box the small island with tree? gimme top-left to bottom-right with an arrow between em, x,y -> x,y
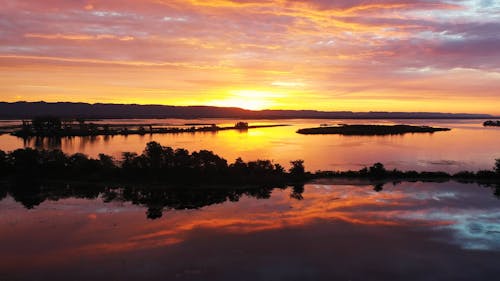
296,124 -> 451,135
483,120 -> 500,127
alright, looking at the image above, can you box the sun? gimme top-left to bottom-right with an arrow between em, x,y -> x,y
208,89 -> 283,110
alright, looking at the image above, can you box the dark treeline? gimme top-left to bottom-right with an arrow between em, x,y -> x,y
315,161 -> 500,183
0,142 -> 499,185
0,141 -> 305,185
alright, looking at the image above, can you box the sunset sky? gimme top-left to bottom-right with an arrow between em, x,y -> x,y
1,0 -> 499,113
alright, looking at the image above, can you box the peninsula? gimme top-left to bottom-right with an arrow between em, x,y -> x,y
10,117 -> 286,138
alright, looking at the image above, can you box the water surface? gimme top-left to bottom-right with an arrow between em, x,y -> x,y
0,118 -> 499,172
1,181 -> 500,280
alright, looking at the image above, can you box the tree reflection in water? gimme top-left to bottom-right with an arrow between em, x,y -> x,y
0,181 -> 304,219
2,180 -> 500,220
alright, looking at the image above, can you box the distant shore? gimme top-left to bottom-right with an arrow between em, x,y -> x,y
0,101 -> 494,120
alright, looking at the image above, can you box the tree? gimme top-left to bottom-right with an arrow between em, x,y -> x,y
173,148 -> 191,168
9,148 -> 40,171
289,160 -> 305,176
230,157 -> 247,169
274,163 -> 285,174
0,150 -> 7,176
192,150 -> 228,173
495,159 -> 500,175
122,152 -> 138,169
99,153 -> 116,169
40,149 -> 67,171
67,153 -> 91,171
369,162 -> 386,178
144,141 -> 164,168
32,116 -> 62,134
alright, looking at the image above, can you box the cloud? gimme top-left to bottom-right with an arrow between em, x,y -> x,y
0,0 -> 499,113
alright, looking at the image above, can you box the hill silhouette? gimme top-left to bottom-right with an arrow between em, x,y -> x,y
0,101 -> 492,119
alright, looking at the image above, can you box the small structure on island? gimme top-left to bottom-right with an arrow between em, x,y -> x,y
235,122 -> 249,130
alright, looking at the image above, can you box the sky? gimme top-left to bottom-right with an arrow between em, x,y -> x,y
0,0 -> 499,113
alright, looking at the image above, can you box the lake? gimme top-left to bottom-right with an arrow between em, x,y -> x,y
1,118 -> 499,172
1,181 -> 500,280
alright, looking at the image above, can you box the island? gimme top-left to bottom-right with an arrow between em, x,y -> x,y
296,124 -> 451,135
484,120 -> 500,127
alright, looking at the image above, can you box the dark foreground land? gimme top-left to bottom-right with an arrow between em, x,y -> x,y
1,141 -> 498,185
0,142 -> 499,219
297,124 -> 451,135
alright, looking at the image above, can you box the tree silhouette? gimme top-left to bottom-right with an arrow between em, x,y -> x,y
369,163 -> 386,178
9,148 -> 40,173
144,141 -> 166,169
32,116 -> 62,135
289,160 -> 305,176
98,153 -> 116,169
0,150 -> 7,176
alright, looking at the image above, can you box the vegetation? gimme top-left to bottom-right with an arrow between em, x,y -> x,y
0,143 -> 499,219
297,124 -> 451,135
314,162 -> 500,183
0,142 -> 498,185
0,141 -> 305,184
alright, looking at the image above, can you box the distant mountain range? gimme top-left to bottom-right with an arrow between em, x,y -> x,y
0,101 -> 494,119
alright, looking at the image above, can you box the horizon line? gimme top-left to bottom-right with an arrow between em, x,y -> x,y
1,100 -> 496,116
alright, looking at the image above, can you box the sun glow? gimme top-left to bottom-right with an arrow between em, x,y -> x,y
208,89 -> 283,110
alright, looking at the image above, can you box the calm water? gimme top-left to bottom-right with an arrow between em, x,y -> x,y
1,181 -> 500,280
1,119 -> 499,172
